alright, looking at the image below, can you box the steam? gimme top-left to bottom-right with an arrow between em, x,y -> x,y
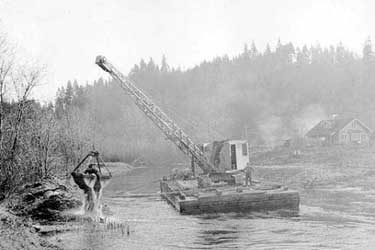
258,115 -> 290,147
257,104 -> 328,146
293,104 -> 328,136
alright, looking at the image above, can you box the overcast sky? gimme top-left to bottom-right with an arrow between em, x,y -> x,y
0,0 -> 373,101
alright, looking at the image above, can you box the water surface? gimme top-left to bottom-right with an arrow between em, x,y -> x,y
60,164 -> 375,250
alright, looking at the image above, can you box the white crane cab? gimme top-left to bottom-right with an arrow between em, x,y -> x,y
201,140 -> 249,172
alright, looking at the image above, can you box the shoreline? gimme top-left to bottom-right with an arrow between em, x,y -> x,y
0,203 -> 63,250
0,161 -> 134,250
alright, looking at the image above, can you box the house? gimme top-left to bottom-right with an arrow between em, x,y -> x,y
305,118 -> 372,145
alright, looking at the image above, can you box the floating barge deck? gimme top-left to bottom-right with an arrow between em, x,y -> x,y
160,179 -> 299,214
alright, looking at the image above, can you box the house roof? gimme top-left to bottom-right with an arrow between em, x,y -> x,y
306,118 -> 371,137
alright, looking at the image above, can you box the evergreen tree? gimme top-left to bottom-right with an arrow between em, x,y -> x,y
242,43 -> 249,58
296,45 -> 310,64
129,64 -> 140,77
72,80 -> 85,108
250,41 -> 258,58
363,37 -> 374,64
276,38 -> 282,51
264,44 -> 271,55
161,55 -> 170,73
311,45 -> 323,64
147,57 -> 157,72
139,59 -> 147,71
334,42 -> 354,65
64,81 -> 74,107
55,87 -> 65,118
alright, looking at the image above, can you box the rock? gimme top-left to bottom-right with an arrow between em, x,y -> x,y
24,183 -> 42,189
43,190 -> 54,199
32,225 -> 41,232
24,193 -> 36,203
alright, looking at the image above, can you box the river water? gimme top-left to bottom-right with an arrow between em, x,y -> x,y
60,164 -> 375,250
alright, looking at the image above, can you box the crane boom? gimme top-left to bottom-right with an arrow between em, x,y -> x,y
95,55 -> 215,174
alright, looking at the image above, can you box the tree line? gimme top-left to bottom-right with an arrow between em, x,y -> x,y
55,38 -> 375,160
2,35 -> 375,194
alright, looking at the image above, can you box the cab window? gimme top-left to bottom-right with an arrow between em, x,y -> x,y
242,143 -> 248,156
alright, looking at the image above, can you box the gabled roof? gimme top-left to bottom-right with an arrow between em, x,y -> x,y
306,118 -> 371,137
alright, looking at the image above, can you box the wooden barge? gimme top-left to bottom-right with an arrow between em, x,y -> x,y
160,179 -> 300,214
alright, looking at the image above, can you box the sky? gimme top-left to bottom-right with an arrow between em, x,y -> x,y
0,0 -> 373,101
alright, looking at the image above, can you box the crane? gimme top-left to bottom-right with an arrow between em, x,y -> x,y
95,55 -> 216,174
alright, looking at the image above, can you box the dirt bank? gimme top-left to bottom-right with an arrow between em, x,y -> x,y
0,176 -> 82,250
0,162 -> 134,250
8,178 -> 81,222
0,204 -> 63,250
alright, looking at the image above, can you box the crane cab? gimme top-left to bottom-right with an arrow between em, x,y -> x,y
201,140 -> 249,172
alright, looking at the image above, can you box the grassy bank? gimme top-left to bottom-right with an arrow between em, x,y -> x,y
251,145 -> 375,166
252,145 -> 375,191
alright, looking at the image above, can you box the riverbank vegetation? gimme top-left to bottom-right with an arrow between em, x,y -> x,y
0,33 -> 94,196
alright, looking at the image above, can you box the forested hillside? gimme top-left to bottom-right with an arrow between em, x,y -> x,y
55,39 -> 375,162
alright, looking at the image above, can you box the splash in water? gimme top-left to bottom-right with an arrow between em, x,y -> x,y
71,171 -> 111,219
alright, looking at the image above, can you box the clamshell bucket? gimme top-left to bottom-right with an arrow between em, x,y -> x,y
71,151 -> 112,189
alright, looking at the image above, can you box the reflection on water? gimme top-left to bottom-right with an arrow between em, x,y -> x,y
58,165 -> 375,250
197,228 -> 239,246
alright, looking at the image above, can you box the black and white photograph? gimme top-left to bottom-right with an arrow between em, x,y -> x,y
0,0 -> 375,249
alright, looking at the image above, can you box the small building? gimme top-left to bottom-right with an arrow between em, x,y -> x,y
305,118 -> 372,145
201,140 -> 249,171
